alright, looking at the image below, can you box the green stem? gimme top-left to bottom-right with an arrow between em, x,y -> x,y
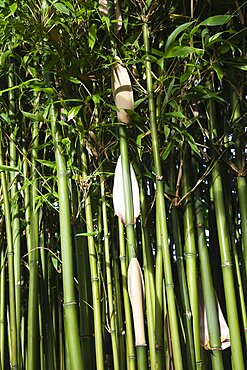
81,147 -> 104,370
27,105 -> 40,370
170,153 -> 196,370
182,149 -> 201,368
100,170 -> 120,370
118,219 -> 136,370
143,21 -> 183,370
207,83 -> 245,370
50,104 -> 84,370
0,131 -> 18,369
194,185 -> 224,370
119,126 -> 137,260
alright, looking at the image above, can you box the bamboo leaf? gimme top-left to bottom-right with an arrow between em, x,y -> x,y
164,46 -> 204,58
199,15 -> 232,26
0,165 -> 19,172
53,2 -> 70,15
165,21 -> 195,51
89,24 -> 97,49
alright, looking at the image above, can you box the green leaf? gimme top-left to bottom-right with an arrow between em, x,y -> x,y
53,2 -> 70,15
164,111 -> 186,119
165,21 -> 195,51
199,15 -> 232,27
186,133 -> 201,156
68,77 -> 81,84
164,46 -> 203,58
211,63 -> 225,81
21,111 -> 45,121
68,106 -> 82,121
36,159 -> 56,169
89,23 -> 97,49
9,3 -> 17,14
0,165 -> 19,172
162,140 -> 173,160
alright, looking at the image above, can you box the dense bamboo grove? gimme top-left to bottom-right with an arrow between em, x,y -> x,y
0,1 -> 246,369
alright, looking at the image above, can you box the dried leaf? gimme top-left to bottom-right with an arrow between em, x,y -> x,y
128,258 -> 146,346
199,291 -> 230,350
112,156 -> 140,224
112,58 -> 134,124
114,0 -> 122,33
99,0 -> 108,17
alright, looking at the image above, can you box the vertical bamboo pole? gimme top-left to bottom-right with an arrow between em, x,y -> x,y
27,103 -> 40,370
207,80 -> 245,370
8,60 -> 21,368
142,21 -> 183,370
170,154 -> 196,370
194,185 -> 224,370
49,104 -> 84,370
0,131 -> 18,370
181,149 -> 201,368
118,219 -> 136,370
81,146 -> 104,370
100,171 -> 120,370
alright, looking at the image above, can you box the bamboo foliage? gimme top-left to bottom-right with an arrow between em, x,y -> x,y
0,1 -> 246,370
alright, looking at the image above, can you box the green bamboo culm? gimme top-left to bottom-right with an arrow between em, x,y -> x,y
119,126 -> 137,260
231,89 -> 247,292
49,103 -> 84,370
27,99 -> 40,370
181,148 -> 201,368
0,241 -> 5,370
118,219 -> 136,370
0,130 -> 18,370
8,60 -> 22,368
194,182 -> 224,370
81,145 -> 105,370
206,78 -> 245,370
100,169 -> 120,370
169,153 -> 196,370
142,21 -> 183,370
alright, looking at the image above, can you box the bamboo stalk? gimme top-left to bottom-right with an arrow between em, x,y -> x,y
49,103 -> 84,370
170,153 -> 196,370
206,80 -> 245,370
0,131 -> 18,369
142,21 -> 183,370
100,170 -> 120,370
0,245 -> 6,370
194,183 -> 224,369
118,219 -> 136,370
8,61 -> 22,368
27,100 -> 40,370
81,146 -> 104,370
181,148 -> 201,368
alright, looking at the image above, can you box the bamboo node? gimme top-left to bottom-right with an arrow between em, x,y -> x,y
210,346 -> 222,351
184,252 -> 197,258
63,301 -> 77,307
156,175 -> 163,181
80,335 -> 91,339
221,261 -> 233,268
91,277 -> 99,282
155,344 -> 163,351
119,255 -> 126,261
244,327 -> 247,332
196,223 -> 206,229
166,283 -> 174,289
